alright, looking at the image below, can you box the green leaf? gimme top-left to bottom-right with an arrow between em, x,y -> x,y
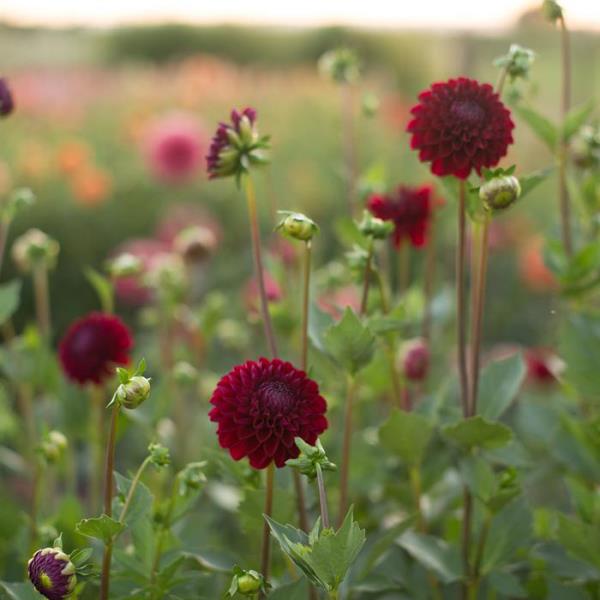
0,582 -> 42,600
397,531 -> 462,583
323,308 -> 375,374
268,579 -> 309,600
556,515 -> 600,570
309,508 -> 366,591
442,416 -> 513,451
518,167 -> 554,199
378,409 -> 434,467
84,267 -> 114,314
562,100 -> 595,141
0,280 -> 21,325
515,105 -> 558,150
460,455 -> 496,502
487,571 -> 527,597
559,313 -> 600,402
115,472 -> 154,527
75,514 -> 125,544
478,353 -> 526,420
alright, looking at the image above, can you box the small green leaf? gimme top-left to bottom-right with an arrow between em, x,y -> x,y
515,105 -> 558,150
379,409 -> 434,467
323,308 -> 375,374
397,531 -> 462,583
84,267 -> 114,314
556,515 -> 600,570
0,582 -> 42,600
519,167 -> 554,199
442,416 -> 513,451
562,100 -> 595,141
115,471 -> 154,526
478,353 -> 526,420
268,579 -> 309,600
75,514 -> 124,544
0,280 -> 21,325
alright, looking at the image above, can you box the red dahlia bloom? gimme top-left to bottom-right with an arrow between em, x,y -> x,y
59,312 -> 132,385
368,185 -> 433,248
209,358 -> 328,469
407,77 -> 514,179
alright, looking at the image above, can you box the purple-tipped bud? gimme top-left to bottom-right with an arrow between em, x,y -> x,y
0,78 -> 14,117
206,107 -> 270,183
28,548 -> 77,600
400,338 -> 430,382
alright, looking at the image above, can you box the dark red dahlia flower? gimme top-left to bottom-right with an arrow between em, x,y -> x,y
209,358 -> 328,469
28,547 -> 77,600
407,77 -> 514,179
0,78 -> 14,117
368,185 -> 433,248
59,312 -> 132,385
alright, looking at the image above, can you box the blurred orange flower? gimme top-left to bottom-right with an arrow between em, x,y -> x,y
518,236 -> 557,293
57,140 -> 91,175
71,166 -> 112,206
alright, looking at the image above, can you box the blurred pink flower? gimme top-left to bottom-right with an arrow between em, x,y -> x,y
244,272 -> 282,316
111,238 -> 171,306
143,113 -> 206,184
317,285 -> 361,320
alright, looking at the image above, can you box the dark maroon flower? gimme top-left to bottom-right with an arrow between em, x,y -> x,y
209,358 -> 328,469
401,338 -> 430,381
59,312 -> 132,385
206,107 -> 269,180
28,547 -> 77,600
525,348 -> 562,385
368,185 -> 433,248
0,78 -> 14,117
407,77 -> 514,179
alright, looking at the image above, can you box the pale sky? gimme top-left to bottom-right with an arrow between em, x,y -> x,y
2,0 -> 600,30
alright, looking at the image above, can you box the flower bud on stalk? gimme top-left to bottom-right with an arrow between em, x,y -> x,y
109,359 -> 151,410
318,47 -> 361,84
172,360 -> 198,387
40,431 -> 68,464
1,187 -> 35,222
148,442 -> 171,467
571,125 -> 600,170
479,175 -> 521,212
275,211 -> 318,242
174,225 -> 217,263
227,566 -> 268,597
286,438 -> 336,481
494,44 -> 536,82
399,338 -> 430,382
105,252 -> 143,278
12,228 -> 60,273
177,461 -> 207,496
28,547 -> 77,600
358,210 -> 394,240
542,0 -> 563,22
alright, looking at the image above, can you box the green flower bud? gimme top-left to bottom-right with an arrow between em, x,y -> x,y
542,0 -> 563,22
286,437 -> 336,480
361,92 -> 380,117
105,252 -> 143,278
275,211 -> 319,242
358,210 -> 394,240
479,175 -> 521,212
494,44 -> 535,82
148,442 -> 171,467
115,375 -> 151,410
227,567 -> 267,598
12,228 -> 60,272
172,360 -> 198,387
318,47 -> 361,84
39,430 -> 68,464
2,187 -> 35,221
177,461 -> 207,496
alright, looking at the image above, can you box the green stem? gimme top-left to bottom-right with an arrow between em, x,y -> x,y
315,463 -> 330,529
150,483 -> 178,597
32,264 -> 51,340
99,404 -> 119,600
472,513 -> 493,586
338,375 -> 356,527
90,386 -> 105,514
301,241 -> 312,372
341,83 -> 357,216
244,175 -> 278,357
461,487 -> 473,600
469,215 -> 490,416
119,456 -> 152,524
0,217 -> 11,277
409,466 -> 425,532
359,239 -> 374,315
260,463 -> 275,595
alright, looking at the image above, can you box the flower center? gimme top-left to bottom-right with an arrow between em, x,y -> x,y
39,571 -> 53,590
257,379 -> 297,413
450,99 -> 486,126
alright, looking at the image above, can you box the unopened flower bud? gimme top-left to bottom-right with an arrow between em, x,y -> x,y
40,431 -> 68,464
144,253 -> 187,298
0,78 -> 14,117
571,125 -> 600,170
400,338 -> 430,382
148,442 -> 171,467
174,225 -> 217,263
177,461 -> 207,496
3,187 -> 35,221
542,0 -> 563,22
318,47 -> 361,84
361,92 -> 380,117
172,360 -> 198,387
114,375 -> 151,409
275,211 -> 318,242
12,228 -> 60,272
227,567 -> 267,598
494,44 -> 535,82
28,547 -> 77,600
479,176 -> 521,212
358,210 -> 394,240
286,438 -> 336,480
106,252 -> 143,278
